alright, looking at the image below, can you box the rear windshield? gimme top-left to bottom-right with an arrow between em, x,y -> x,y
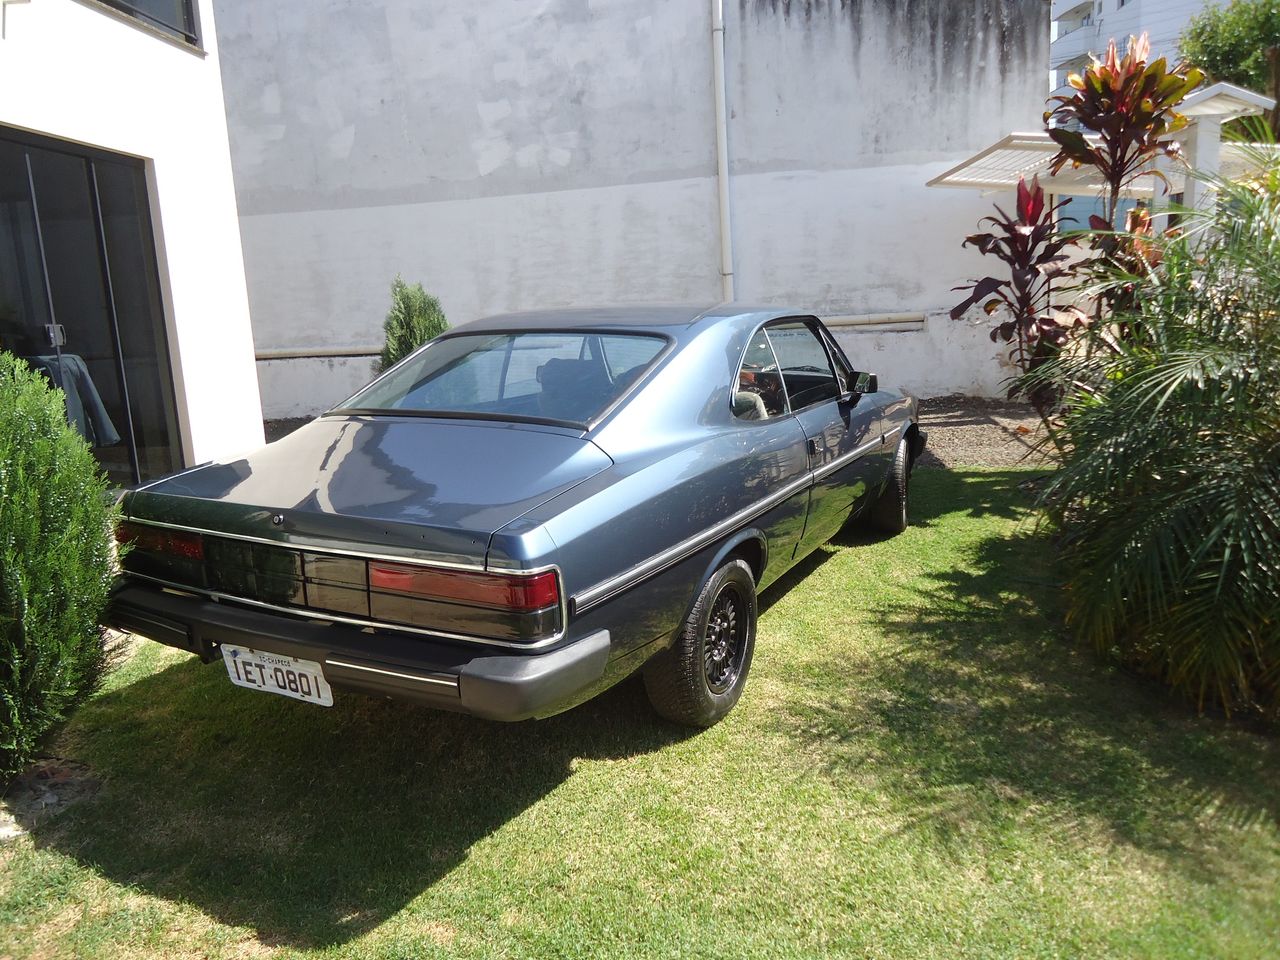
335,332 -> 667,425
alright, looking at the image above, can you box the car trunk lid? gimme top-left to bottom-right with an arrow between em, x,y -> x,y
126,416 -> 612,566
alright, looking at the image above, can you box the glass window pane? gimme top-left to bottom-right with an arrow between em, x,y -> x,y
100,0 -> 196,42
28,147 -> 137,486
502,335 -> 583,399
600,335 -> 662,383
0,141 -> 53,358
734,329 -> 787,420
766,321 -> 840,411
343,332 -> 665,425
95,159 -> 182,480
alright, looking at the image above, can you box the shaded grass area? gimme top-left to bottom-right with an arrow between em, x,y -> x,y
2,469 -> 1277,958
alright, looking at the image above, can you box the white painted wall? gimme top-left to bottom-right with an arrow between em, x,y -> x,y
215,0 -> 1048,415
0,0 -> 264,460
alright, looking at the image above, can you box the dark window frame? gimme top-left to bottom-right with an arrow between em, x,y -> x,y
762,317 -> 843,414
0,123 -> 186,486
80,0 -> 202,48
731,324 -> 792,423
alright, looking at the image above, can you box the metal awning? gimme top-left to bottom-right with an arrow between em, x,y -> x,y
1180,81 -> 1275,121
928,83 -> 1276,197
925,131 -> 1120,196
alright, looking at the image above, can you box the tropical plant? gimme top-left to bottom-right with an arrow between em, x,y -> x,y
1045,33 -> 1204,231
951,176 -> 1081,419
0,353 -> 119,778
1181,0 -> 1280,135
1024,145 -> 1280,718
378,276 -> 448,372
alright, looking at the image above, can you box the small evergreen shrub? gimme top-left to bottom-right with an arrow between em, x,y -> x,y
378,276 -> 448,372
0,352 -> 117,779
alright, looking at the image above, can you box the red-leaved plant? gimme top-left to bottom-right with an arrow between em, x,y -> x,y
951,175 -> 1083,420
1045,33 -> 1203,231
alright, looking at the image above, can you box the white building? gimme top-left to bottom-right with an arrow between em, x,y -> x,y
213,0 -> 1051,417
0,0 -> 263,485
1051,0 -> 1210,94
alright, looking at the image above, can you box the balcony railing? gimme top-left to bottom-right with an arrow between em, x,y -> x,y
1051,0 -> 1094,22
1050,24 -> 1097,69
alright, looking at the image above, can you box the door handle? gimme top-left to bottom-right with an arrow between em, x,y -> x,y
806,437 -> 820,458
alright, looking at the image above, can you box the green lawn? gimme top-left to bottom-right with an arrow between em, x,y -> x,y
2,468 -> 1277,959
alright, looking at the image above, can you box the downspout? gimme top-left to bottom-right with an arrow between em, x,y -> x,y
711,0 -> 736,302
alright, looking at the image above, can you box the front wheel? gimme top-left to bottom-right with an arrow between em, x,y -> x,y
643,558 -> 757,727
866,437 -> 911,534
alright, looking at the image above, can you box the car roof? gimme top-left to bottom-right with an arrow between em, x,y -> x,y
450,303 -> 812,336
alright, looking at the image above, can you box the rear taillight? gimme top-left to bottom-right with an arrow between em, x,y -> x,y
115,521 -> 205,560
368,562 -> 559,612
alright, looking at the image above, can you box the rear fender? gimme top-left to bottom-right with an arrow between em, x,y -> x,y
682,528 -> 768,625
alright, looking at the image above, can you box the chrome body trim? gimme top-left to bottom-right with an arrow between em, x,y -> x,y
572,422 -> 893,612
811,436 -> 882,482
324,659 -> 460,690
121,571 -> 569,650
573,470 -> 815,612
120,516 -> 490,572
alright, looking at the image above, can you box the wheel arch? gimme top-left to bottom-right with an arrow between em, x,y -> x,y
707,528 -> 767,587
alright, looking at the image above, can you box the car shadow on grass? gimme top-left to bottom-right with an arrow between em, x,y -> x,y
761,469 -> 1039,615
776,511 -> 1280,878
30,659 -> 688,949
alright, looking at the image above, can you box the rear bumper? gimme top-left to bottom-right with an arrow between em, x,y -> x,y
106,584 -> 611,721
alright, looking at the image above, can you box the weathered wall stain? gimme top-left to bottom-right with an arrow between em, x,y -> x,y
741,0 -> 1041,78
213,0 -> 1048,414
730,0 -> 1047,173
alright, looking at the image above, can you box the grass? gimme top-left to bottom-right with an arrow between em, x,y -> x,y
2,467 -> 1277,959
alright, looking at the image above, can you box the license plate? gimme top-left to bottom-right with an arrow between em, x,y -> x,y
220,644 -> 334,707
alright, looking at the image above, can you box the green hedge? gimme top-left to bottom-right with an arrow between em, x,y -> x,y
0,352 -> 117,779
378,276 -> 448,372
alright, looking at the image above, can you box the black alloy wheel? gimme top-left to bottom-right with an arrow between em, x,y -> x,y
702,581 -> 748,695
643,557 -> 758,728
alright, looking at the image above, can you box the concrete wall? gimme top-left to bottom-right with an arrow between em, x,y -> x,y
0,0 -> 264,460
214,0 -> 1048,416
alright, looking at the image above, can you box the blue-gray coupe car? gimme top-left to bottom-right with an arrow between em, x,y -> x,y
108,305 -> 926,726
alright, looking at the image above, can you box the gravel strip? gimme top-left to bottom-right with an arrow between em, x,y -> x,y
915,395 -> 1047,469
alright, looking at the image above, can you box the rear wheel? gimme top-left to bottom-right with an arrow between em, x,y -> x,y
643,558 -> 756,727
866,437 -> 911,534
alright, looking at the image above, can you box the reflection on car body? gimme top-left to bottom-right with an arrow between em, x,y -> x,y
107,305 -> 926,727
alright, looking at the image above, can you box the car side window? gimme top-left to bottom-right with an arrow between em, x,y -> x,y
734,329 -> 788,421
766,321 -> 840,410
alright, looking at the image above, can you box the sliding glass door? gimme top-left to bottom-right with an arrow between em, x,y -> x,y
0,127 -> 181,485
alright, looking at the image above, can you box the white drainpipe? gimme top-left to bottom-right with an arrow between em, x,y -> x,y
711,0 -> 736,302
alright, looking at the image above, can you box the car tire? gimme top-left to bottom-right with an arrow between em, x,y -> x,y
643,558 -> 757,728
866,437 -> 911,535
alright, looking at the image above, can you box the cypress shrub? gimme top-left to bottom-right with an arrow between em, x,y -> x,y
0,352 -> 117,779
378,276 -> 448,372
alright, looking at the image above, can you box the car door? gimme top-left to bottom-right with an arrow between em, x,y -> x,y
815,319 -> 892,491
766,318 -> 881,556
728,325 -> 812,586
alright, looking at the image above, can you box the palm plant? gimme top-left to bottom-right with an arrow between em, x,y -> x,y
1025,143 -> 1280,717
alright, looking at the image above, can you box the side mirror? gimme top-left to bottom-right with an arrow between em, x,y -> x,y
846,371 -> 878,395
